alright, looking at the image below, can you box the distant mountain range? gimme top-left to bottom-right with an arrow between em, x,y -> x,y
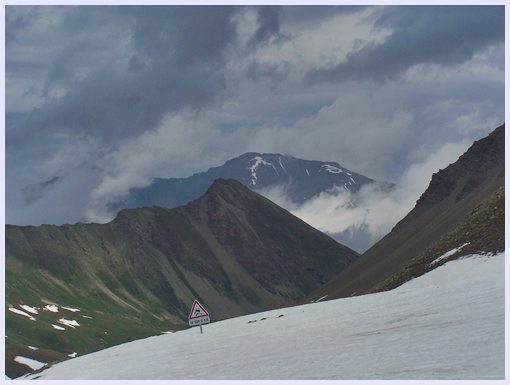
305,123 -> 505,302
6,179 -> 358,378
111,152 -> 380,210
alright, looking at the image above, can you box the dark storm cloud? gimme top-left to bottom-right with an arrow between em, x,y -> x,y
126,6 -> 240,68
8,67 -> 223,147
5,6 -> 38,44
248,6 -> 283,46
282,5 -> 368,25
309,6 -> 505,83
6,6 -> 241,147
7,6 -> 289,149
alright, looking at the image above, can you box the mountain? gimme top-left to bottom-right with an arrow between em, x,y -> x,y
108,152 -> 387,253
23,252 -> 504,380
5,179 -> 358,378
305,124 -> 505,301
110,152 -> 378,212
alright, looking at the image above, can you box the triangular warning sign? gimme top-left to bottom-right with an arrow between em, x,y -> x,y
188,300 -> 209,320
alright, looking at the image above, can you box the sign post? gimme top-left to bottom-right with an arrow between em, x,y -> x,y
188,299 -> 210,334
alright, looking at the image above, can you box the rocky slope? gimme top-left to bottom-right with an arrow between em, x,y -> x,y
6,179 -> 358,378
305,123 -> 505,302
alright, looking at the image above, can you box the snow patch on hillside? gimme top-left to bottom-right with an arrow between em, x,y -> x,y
8,308 -> 36,321
62,306 -> 80,312
58,319 -> 80,328
25,252 -> 504,380
44,305 -> 59,313
19,305 -> 39,314
430,243 -> 470,266
14,356 -> 46,370
311,294 -> 328,303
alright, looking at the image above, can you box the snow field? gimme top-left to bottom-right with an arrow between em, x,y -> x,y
25,253 -> 504,380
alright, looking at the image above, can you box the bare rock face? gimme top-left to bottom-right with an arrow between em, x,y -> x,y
417,124 -> 504,207
305,124 -> 504,302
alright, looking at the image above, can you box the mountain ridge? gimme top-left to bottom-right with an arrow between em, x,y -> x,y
6,178 -> 358,378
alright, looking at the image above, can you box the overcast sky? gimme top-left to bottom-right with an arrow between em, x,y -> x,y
6,5 -> 505,226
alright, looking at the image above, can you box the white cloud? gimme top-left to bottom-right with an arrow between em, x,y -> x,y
260,140 -> 472,250
256,8 -> 385,73
85,110 -> 251,222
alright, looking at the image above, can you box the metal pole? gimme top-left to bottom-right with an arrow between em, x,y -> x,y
200,325 -> 203,334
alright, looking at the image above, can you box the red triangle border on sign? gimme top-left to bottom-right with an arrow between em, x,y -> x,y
188,299 -> 209,320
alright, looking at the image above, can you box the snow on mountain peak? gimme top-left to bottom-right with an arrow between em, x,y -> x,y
321,164 -> 350,175
278,157 -> 287,174
248,156 -> 277,186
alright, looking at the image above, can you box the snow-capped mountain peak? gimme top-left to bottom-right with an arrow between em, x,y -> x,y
114,152 -> 378,213
229,152 -> 374,200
